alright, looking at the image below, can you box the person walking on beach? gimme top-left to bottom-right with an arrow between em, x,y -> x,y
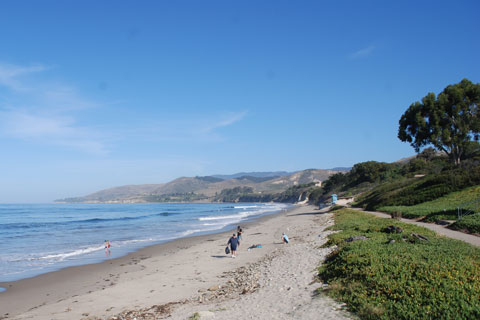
282,233 -> 289,244
237,226 -> 243,243
227,233 -> 239,258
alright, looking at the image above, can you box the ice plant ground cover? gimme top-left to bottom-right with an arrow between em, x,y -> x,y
318,208 -> 480,320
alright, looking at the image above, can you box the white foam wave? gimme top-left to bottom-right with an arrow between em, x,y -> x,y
178,221 -> 231,237
198,213 -> 250,221
179,229 -> 204,237
38,245 -> 104,261
33,238 -> 169,263
234,205 -> 260,209
198,203 -> 288,222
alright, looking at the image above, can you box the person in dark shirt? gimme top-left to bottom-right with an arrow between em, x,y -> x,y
227,233 -> 239,258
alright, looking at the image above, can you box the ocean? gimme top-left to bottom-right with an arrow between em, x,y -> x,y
0,202 -> 290,283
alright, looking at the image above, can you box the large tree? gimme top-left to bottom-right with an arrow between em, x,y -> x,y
398,78 -> 480,165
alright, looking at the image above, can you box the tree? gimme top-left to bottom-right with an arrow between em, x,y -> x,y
398,79 -> 480,165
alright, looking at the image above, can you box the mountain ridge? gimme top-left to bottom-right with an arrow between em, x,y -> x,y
56,169 -> 348,203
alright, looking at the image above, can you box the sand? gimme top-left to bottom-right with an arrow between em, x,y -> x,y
0,205 -> 351,320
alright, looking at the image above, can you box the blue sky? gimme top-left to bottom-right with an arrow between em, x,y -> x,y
0,1 -> 479,202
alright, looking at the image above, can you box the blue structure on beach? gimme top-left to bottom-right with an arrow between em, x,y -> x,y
332,194 -> 337,204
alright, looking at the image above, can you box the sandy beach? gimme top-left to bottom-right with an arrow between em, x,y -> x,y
0,205 -> 351,320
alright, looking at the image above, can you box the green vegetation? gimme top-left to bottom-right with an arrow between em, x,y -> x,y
195,176 -> 224,183
144,192 -> 208,202
214,186 -> 262,202
354,164 -> 480,210
319,209 -> 480,319
321,161 -> 403,198
378,186 -> 480,222
398,78 -> 480,165
450,214 -> 480,234
316,80 -> 480,234
233,175 -> 280,183
319,150 -> 456,203
275,183 -> 316,202
213,183 -> 323,203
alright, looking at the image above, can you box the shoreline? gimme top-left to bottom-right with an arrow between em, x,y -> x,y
0,202 -> 291,284
0,204 -> 298,319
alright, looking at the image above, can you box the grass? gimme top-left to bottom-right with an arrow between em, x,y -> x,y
318,208 -> 480,320
377,186 -> 480,224
450,214 -> 480,234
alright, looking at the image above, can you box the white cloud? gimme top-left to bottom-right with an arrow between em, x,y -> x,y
349,45 -> 375,59
0,63 -> 47,91
201,111 -> 247,133
0,63 -> 247,153
0,110 -> 107,154
42,85 -> 99,112
0,62 -> 108,154
118,111 -> 248,143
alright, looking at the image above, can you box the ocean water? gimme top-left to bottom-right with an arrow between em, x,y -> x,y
0,202 -> 289,283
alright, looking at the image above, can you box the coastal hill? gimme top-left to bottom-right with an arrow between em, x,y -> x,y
56,168 -> 347,203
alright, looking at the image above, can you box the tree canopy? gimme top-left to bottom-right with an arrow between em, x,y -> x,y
398,78 -> 480,165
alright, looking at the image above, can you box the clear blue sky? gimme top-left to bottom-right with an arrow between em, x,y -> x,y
0,1 -> 479,202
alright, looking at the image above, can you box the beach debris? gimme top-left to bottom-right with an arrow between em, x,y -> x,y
345,235 -> 367,242
410,233 -> 429,241
208,285 -> 220,291
104,252 -> 275,319
383,225 -> 403,234
105,301 -> 185,320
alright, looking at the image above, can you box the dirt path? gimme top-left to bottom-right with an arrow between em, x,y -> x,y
351,208 -> 480,247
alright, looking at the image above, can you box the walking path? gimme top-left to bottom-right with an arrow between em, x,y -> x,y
350,207 -> 480,247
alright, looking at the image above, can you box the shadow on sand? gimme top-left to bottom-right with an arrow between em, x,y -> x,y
211,255 -> 229,259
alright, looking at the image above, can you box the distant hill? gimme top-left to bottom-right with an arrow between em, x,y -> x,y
211,171 -> 293,180
59,184 -> 163,203
56,169 -> 347,203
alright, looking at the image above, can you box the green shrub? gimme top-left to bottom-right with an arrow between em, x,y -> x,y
390,211 -> 402,219
450,214 -> 480,234
378,186 -> 480,225
355,166 -> 480,210
319,209 -> 480,320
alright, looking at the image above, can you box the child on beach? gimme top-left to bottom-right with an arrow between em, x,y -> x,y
282,233 -> 289,244
104,240 -> 111,256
